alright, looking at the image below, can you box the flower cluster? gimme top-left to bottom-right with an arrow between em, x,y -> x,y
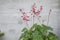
19,9 -> 30,21
19,3 -> 52,26
31,3 -> 43,15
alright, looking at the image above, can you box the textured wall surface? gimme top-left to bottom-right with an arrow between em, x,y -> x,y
0,0 -> 59,40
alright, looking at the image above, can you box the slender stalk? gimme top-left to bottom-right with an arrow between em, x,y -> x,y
38,16 -> 41,24
24,20 -> 29,28
47,9 -> 52,25
33,15 -> 34,24
26,21 -> 29,28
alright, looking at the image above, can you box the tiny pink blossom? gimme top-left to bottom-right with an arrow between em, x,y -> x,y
21,13 -> 29,21
19,9 -> 26,14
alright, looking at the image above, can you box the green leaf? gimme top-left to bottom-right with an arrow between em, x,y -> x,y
45,37 -> 49,40
22,28 -> 28,32
48,32 -> 58,40
0,32 -> 4,37
42,24 -> 53,31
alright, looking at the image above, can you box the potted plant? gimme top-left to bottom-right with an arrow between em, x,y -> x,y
19,3 -> 58,40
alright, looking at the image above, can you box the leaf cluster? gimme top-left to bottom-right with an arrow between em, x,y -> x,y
19,24 -> 58,40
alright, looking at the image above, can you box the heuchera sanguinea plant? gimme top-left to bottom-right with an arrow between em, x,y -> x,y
19,3 -> 58,40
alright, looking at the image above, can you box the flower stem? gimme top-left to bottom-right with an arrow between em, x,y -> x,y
38,16 -> 41,24
26,21 -> 28,28
33,15 -> 34,24
47,9 -> 52,25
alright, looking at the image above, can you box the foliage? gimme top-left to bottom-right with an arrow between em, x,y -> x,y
19,24 -> 58,40
0,32 -> 4,37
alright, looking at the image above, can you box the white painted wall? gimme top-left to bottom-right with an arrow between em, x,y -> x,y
0,0 -> 59,40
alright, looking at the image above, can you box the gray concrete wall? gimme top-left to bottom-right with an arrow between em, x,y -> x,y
0,0 -> 59,40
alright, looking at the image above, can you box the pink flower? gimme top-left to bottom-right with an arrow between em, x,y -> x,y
31,3 -> 36,14
19,9 -> 26,14
19,9 -> 29,21
40,6 -> 43,12
21,14 -> 29,21
31,3 -> 43,15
